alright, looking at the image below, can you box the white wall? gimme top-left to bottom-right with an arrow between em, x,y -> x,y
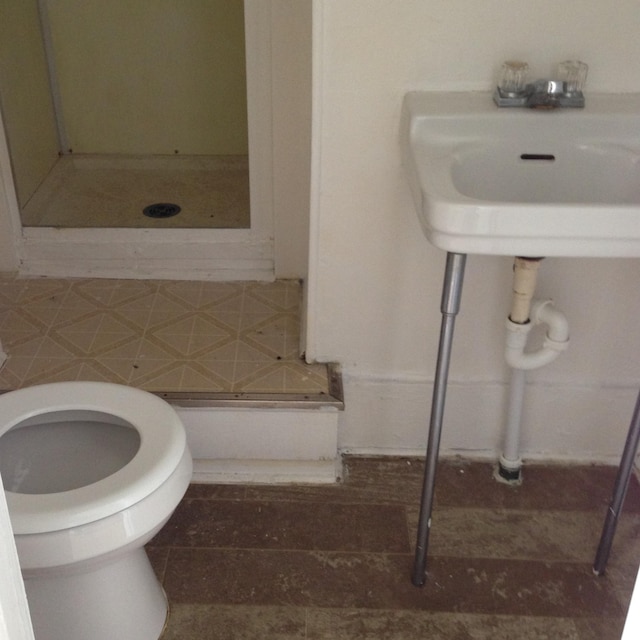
307,0 -> 640,462
0,115 -> 21,273
0,474 -> 34,639
0,0 -> 59,208
272,0 -> 312,278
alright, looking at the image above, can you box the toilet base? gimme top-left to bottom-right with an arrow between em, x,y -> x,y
24,548 -> 168,640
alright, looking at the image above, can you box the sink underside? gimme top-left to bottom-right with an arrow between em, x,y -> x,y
401,91 -> 640,257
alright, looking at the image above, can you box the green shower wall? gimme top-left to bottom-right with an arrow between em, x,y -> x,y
0,1 -> 59,207
48,0 -> 248,155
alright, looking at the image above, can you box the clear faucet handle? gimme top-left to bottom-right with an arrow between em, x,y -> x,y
557,60 -> 588,93
498,61 -> 529,95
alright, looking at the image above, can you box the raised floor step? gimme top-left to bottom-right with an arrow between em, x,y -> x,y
0,277 -> 343,483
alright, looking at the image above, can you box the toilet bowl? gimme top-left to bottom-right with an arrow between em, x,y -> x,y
0,381 -> 193,640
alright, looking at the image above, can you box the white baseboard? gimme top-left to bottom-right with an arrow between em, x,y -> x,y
339,373 -> 640,465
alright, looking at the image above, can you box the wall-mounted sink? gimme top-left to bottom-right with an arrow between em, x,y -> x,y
401,91 -> 640,257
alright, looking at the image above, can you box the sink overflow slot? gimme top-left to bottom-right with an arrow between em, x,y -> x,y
520,153 -> 556,161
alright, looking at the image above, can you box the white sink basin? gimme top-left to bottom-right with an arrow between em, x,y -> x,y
401,91 -> 640,257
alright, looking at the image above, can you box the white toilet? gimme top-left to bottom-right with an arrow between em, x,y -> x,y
0,381 -> 193,640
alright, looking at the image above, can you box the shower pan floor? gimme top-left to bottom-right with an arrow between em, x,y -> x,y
21,154 -> 250,229
0,277 -> 331,397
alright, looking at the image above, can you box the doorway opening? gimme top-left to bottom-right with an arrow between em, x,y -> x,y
1,0 -> 249,231
0,1 -> 277,281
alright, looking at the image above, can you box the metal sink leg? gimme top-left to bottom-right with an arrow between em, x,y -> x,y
412,252 -> 466,586
410,251 -> 637,583
593,387 -> 640,575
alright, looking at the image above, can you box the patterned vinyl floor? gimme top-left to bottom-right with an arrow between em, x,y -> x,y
0,277 -> 329,395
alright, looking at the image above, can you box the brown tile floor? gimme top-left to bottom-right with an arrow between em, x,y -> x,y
148,456 -> 640,639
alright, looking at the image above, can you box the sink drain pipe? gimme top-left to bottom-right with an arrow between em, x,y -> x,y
497,257 -> 570,483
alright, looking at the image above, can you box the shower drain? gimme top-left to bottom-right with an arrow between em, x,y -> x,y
143,203 -> 181,218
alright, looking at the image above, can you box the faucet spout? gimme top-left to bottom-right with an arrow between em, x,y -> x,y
525,79 -> 584,109
493,60 -> 588,109
494,79 -> 585,108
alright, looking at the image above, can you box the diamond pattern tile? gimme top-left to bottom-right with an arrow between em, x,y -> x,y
0,277 -> 329,395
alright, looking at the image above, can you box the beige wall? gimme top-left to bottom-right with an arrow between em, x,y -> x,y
48,0 -> 247,155
0,1 -> 59,207
309,0 -> 640,460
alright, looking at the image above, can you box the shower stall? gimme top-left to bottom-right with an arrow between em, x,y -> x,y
0,0 -> 283,280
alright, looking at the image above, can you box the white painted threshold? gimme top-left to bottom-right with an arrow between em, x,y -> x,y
18,227 -> 274,281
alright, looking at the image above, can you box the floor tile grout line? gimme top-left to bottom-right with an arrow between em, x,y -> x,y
229,286 -> 248,392
180,495 -> 420,509
150,541 -> 602,560
152,492 -> 640,518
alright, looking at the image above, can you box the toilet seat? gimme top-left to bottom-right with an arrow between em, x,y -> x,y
0,381 -> 188,535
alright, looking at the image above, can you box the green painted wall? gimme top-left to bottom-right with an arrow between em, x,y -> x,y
48,0 -> 248,155
0,1 -> 59,206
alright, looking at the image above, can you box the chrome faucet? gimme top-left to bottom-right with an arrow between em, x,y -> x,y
493,60 -> 587,109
